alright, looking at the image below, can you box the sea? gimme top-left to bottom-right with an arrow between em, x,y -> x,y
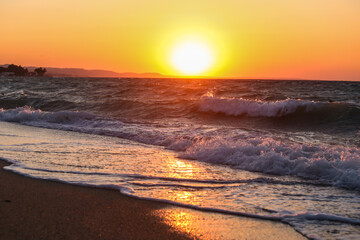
1,76 -> 360,239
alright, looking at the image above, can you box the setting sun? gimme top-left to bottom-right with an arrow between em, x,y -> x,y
170,40 -> 214,76
1,1 -> 360,239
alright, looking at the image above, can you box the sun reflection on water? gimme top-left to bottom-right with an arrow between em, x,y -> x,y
154,207 -> 306,240
165,156 -> 196,179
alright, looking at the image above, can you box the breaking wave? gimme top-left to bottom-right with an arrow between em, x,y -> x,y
1,106 -> 360,191
199,95 -> 360,120
178,137 -> 360,190
0,106 -> 96,123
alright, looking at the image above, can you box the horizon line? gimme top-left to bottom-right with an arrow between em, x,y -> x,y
1,63 -> 358,82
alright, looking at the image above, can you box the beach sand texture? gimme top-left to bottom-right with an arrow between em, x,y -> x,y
0,161 -> 193,240
0,160 -> 306,240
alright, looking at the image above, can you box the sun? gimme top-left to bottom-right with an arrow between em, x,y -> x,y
170,40 -> 214,76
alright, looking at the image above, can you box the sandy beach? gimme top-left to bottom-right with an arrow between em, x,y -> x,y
0,160 -> 193,240
0,158 -> 307,240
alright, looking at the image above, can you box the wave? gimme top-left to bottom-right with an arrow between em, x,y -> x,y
0,106 -> 96,123
3,160 -> 323,188
178,137 -> 360,190
4,155 -> 359,231
121,191 -> 360,227
0,96 -> 78,112
2,162 -> 134,194
127,174 -> 329,187
1,106 -> 360,191
199,95 -> 360,121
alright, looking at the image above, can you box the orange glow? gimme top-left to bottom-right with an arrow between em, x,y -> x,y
154,207 -> 306,239
1,0 -> 359,80
164,157 -> 196,179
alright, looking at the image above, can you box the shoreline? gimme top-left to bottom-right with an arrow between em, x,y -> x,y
0,160 -> 193,240
0,158 -> 307,240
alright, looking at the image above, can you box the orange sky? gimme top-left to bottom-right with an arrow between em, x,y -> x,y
1,0 -> 359,80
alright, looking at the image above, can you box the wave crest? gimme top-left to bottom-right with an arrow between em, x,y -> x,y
0,106 -> 96,123
1,106 -> 360,191
199,95 -> 329,117
179,137 -> 360,190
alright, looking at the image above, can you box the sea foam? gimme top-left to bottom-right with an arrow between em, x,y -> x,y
1,106 -> 360,191
199,95 -> 325,117
178,137 -> 360,190
0,106 -> 95,123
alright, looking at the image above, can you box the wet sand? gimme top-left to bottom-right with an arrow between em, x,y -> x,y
0,159 -> 306,240
0,160 -> 193,240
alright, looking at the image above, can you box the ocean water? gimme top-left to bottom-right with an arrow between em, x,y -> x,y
1,76 -> 360,239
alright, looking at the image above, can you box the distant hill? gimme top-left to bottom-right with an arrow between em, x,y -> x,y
26,67 -> 165,78
1,64 -> 165,78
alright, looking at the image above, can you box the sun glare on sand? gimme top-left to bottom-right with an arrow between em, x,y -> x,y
170,40 -> 214,76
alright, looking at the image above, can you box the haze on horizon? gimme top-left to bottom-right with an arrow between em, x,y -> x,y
1,0 -> 359,81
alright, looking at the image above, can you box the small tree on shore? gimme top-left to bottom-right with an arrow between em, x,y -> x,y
34,67 -> 46,76
6,64 -> 28,76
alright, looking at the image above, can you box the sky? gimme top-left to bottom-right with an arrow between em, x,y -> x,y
1,0 -> 359,80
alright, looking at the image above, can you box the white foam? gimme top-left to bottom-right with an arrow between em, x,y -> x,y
0,106 -> 96,123
0,156 -> 19,165
281,212 -> 360,225
179,137 -> 360,190
0,107 -> 196,152
3,163 -> 133,193
120,190 -> 360,226
199,95 -> 324,117
1,106 -> 360,191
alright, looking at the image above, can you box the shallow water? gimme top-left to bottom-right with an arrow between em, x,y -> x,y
0,121 -> 359,240
1,77 -> 360,239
